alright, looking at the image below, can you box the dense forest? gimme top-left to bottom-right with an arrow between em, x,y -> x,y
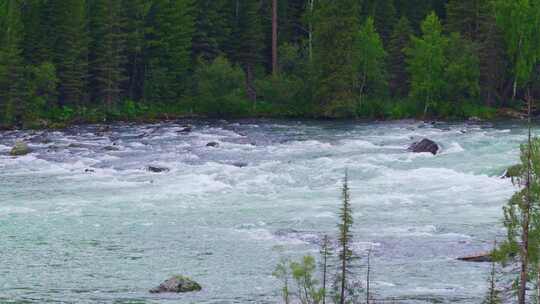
1,0 -> 540,128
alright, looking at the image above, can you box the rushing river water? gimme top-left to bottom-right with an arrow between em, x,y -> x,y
0,119 -> 529,303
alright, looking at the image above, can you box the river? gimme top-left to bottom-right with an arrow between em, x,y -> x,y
0,119 -> 526,303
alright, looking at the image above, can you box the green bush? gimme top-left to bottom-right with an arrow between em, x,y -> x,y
194,56 -> 250,117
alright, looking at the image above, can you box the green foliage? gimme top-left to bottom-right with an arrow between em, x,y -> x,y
499,137 -> 540,297
290,256 -> 323,304
194,56 -> 249,117
0,0 -> 536,126
444,33 -> 480,101
406,12 -> 448,117
0,0 -> 26,125
355,17 -> 387,106
25,61 -> 59,123
52,0 -> 87,106
337,171 -> 354,304
494,0 -> 540,89
145,0 -> 195,103
312,0 -> 361,117
273,258 -> 292,304
388,16 -> 414,97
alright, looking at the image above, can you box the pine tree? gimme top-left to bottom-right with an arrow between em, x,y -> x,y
363,0 -> 397,46
337,171 -> 354,304
122,0 -> 148,101
388,16 -> 413,97
145,0 -> 195,103
312,0 -> 362,117
192,0 -> 233,62
394,0 -> 434,31
0,0 -> 26,125
52,0 -> 88,106
231,0 -> 265,103
446,0 -> 508,106
90,0 -> 127,108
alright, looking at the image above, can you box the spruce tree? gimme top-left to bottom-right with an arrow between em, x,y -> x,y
122,0 -> 148,101
0,0 -> 26,125
312,0 -> 362,117
446,0 -> 508,106
145,0 -> 195,103
363,0 -> 397,46
90,0 -> 126,108
388,16 -> 413,97
192,0 -> 233,62
231,0 -> 265,103
52,0 -> 88,106
337,171 -> 354,304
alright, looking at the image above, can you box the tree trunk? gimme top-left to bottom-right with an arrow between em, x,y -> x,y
519,88 -> 533,304
272,0 -> 278,76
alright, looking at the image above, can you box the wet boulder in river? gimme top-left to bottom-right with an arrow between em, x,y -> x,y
103,145 -> 120,151
206,142 -> 219,148
10,141 -> 31,156
147,166 -> 170,173
178,125 -> 193,133
150,275 -> 201,293
408,138 -> 439,155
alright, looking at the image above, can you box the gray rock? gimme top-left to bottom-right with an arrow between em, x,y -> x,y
206,142 -> 219,148
10,141 -> 31,156
147,166 -> 170,173
150,275 -> 202,293
178,125 -> 193,133
232,162 -> 248,168
103,145 -> 120,151
408,138 -> 439,155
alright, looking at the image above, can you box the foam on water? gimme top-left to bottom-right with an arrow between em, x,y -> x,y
0,120 -> 532,303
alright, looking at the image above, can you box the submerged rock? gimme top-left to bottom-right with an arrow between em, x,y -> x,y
10,141 -> 31,156
147,166 -> 170,173
468,116 -> 483,123
457,252 -> 492,263
103,145 -> 120,151
178,125 -> 193,133
408,138 -> 439,155
232,162 -> 248,168
206,142 -> 219,148
150,275 -> 201,293
29,132 -> 52,144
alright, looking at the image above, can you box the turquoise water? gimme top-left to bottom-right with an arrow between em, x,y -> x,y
0,120 -> 527,303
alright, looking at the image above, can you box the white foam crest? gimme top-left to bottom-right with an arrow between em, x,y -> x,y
338,139 -> 381,150
0,206 -> 36,215
441,142 -> 465,154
